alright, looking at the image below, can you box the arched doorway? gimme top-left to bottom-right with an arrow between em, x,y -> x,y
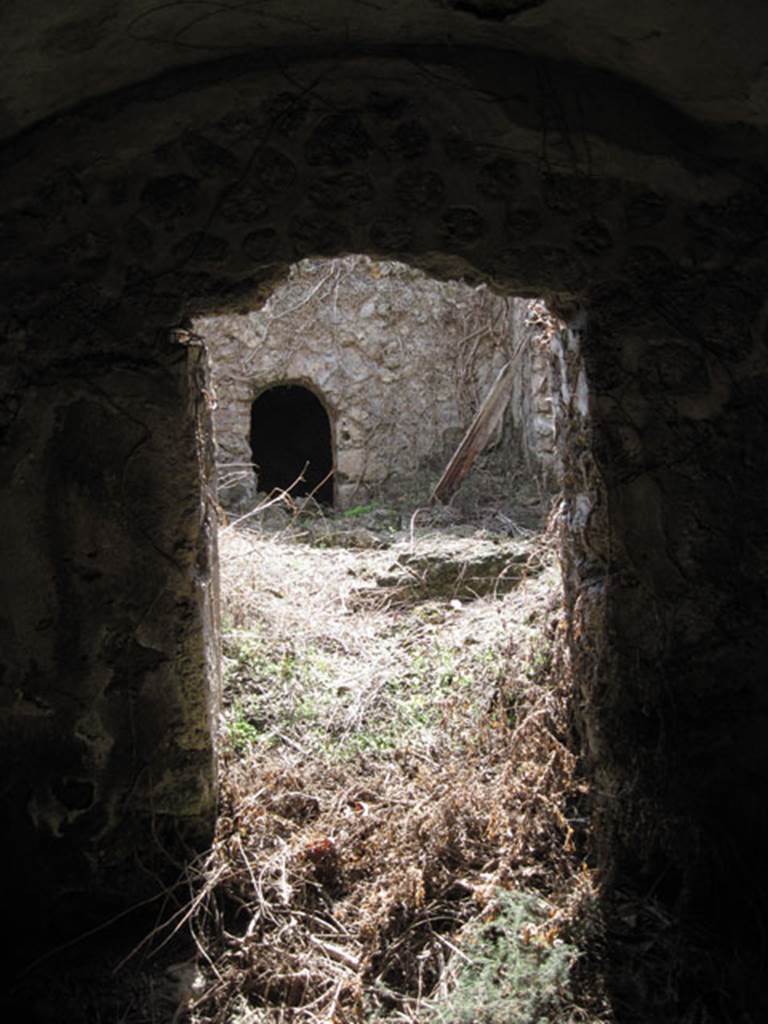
6,46 -> 768,1021
250,384 -> 334,505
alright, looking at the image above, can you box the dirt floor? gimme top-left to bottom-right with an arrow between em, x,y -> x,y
168,484 -> 609,1024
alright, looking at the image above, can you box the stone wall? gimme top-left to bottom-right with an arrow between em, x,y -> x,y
2,42 -> 768,1013
509,298 -> 560,489
198,257 -> 557,509
0,331 -> 220,952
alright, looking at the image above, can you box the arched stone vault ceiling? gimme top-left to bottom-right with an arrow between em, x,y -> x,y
3,0 -> 768,139
1,53 -> 765,336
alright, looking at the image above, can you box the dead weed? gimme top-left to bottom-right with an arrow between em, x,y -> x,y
155,507 -> 610,1023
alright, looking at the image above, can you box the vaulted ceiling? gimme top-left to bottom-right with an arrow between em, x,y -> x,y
3,0 -> 768,142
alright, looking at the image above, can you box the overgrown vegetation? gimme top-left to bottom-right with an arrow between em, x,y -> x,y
163,497 -> 610,1023
424,890 -> 579,1024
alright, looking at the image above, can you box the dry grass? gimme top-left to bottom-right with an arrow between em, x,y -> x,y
157,502 -> 610,1023
217,514 -> 553,760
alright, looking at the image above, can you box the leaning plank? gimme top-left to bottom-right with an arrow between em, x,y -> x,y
430,361 -> 514,504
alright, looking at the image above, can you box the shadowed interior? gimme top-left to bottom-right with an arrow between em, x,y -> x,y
250,385 -> 334,504
2,8 -> 768,1014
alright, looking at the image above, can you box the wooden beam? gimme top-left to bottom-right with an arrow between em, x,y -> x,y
430,361 -> 515,504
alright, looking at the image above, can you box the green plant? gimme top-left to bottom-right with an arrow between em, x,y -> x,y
523,635 -> 554,685
342,502 -> 378,518
427,890 -> 579,1024
224,630 -> 299,687
225,703 -> 263,753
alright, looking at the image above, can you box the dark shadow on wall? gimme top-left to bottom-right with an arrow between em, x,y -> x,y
250,384 -> 334,505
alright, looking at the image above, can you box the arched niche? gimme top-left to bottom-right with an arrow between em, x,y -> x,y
250,382 -> 334,505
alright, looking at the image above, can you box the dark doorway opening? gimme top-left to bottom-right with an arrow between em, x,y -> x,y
250,384 -> 334,505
